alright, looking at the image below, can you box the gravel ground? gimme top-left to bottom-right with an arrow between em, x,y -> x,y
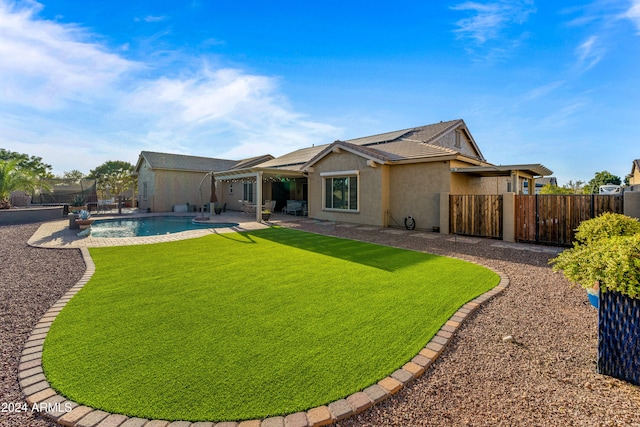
1,224 -> 84,427
1,221 -> 640,427
277,219 -> 640,427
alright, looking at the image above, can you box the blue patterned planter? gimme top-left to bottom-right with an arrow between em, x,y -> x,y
587,288 -> 598,309
597,289 -> 640,386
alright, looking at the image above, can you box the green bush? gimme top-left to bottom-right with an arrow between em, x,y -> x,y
551,213 -> 640,299
573,212 -> 640,245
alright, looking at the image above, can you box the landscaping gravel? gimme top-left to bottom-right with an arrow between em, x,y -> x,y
1,224 -> 84,427
2,220 -> 640,427
278,219 -> 640,427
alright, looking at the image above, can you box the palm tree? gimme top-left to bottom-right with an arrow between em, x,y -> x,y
0,159 -> 47,208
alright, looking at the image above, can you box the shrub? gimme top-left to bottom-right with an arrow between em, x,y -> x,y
551,213 -> 640,299
573,212 -> 640,245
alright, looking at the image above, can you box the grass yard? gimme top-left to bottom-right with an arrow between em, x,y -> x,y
42,227 -> 500,422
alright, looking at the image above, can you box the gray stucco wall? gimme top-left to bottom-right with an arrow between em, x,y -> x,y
0,207 -> 64,225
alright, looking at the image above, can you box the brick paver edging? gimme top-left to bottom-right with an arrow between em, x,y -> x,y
20,247 -> 509,427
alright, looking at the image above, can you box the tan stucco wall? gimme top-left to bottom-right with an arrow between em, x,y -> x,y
389,161 -> 451,230
307,153 -> 507,230
630,167 -> 640,186
138,167 -> 213,212
308,151 -> 385,226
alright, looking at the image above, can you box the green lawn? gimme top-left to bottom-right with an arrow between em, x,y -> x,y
42,227 -> 499,422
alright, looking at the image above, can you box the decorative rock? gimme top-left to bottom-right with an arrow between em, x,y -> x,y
502,335 -> 516,343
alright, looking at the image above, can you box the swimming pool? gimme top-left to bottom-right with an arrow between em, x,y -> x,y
91,216 -> 239,238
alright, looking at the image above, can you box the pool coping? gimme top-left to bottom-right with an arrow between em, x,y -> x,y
26,212 -> 269,248
20,223 -> 510,427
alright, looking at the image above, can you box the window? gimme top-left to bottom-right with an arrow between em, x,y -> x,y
243,182 -> 253,202
228,183 -> 233,195
323,173 -> 358,211
142,182 -> 148,201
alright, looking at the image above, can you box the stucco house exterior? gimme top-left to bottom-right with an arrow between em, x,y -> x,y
134,151 -> 273,212
628,159 -> 640,190
136,119 -> 552,229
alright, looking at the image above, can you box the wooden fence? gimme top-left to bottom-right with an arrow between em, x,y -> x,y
449,194 -> 503,239
515,194 -> 624,246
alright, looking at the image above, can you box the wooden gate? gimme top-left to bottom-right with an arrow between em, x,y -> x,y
450,195 -> 503,238
515,194 -> 624,246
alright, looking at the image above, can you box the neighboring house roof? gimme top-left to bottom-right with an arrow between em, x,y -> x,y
136,151 -> 240,173
631,159 -> 640,175
523,177 -> 558,188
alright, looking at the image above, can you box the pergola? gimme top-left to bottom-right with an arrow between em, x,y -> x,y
214,167 -> 307,222
450,164 -> 553,194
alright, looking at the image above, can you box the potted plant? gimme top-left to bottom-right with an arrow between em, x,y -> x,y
75,209 -> 95,230
261,209 -> 271,221
550,212 -> 640,385
70,194 -> 87,213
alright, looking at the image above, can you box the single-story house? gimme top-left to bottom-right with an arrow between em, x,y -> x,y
137,119 -> 552,229
134,151 -> 273,212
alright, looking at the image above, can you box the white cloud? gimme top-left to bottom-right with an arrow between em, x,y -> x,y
0,1 -> 137,110
576,35 -> 603,70
0,0 -> 339,174
624,0 -> 640,33
138,15 -> 167,23
524,80 -> 566,101
451,0 -> 536,43
123,66 -> 339,159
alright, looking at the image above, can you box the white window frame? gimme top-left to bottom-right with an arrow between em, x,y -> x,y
321,170 -> 360,212
243,182 -> 254,202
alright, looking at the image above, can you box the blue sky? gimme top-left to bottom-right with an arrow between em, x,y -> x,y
0,0 -> 638,185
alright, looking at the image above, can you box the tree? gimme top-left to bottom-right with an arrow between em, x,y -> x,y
62,170 -> 85,181
539,184 -> 574,194
583,171 -> 622,194
0,159 -> 49,208
96,167 -> 137,214
564,180 -> 585,193
0,149 -> 53,178
87,161 -> 134,180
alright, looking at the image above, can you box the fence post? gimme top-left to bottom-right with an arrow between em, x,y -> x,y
502,192 -> 516,242
440,192 -> 450,235
624,191 -> 640,220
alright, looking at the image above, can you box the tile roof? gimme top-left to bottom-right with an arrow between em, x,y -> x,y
257,145 -> 328,168
371,140 -> 459,161
139,151 -> 239,172
259,119 -> 477,170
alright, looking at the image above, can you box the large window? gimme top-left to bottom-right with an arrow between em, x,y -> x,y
323,173 -> 358,211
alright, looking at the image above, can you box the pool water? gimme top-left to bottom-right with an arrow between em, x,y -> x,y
91,216 -> 239,238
